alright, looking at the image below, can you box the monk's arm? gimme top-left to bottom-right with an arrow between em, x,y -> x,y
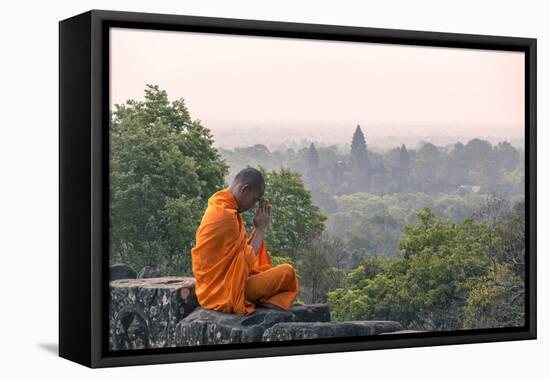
249,227 -> 266,256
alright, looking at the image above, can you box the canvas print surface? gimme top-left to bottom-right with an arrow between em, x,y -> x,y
107,27 -> 526,351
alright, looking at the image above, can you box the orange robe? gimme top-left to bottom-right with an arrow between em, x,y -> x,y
191,188 -> 298,316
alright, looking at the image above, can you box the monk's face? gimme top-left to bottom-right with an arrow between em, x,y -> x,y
236,184 -> 264,213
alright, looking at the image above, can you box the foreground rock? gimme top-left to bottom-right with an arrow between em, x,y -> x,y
109,276 -> 197,350
109,274 -> 410,349
262,320 -> 403,342
289,303 -> 331,322
175,306 -> 297,346
109,263 -> 137,281
137,266 -> 160,279
175,303 -> 331,346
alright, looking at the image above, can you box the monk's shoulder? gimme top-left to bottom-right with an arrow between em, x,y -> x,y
198,207 -> 240,235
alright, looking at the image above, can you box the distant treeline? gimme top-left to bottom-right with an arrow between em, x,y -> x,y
219,133 -> 524,198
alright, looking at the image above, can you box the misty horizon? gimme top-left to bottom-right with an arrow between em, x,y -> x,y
206,124 -> 524,152
110,27 -> 525,152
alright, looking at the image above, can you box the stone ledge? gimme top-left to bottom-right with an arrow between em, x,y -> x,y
109,276 -> 197,350
175,306 -> 298,346
110,263 -> 137,281
289,303 -> 331,322
262,320 -> 404,342
108,270 -> 412,350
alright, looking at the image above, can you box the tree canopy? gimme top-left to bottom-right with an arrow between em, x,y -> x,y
327,201 -> 525,331
109,85 -> 228,275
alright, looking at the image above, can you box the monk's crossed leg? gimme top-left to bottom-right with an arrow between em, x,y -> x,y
244,263 -> 298,310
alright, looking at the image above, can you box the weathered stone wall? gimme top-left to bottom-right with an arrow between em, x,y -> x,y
175,303 -> 332,346
109,264 -> 414,350
262,320 -> 403,342
109,276 -> 197,350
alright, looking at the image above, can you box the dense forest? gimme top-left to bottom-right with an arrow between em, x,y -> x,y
110,85 -> 525,331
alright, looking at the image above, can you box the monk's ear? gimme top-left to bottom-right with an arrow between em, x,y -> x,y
240,183 -> 250,194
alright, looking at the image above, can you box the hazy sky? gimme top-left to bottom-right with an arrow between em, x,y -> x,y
110,27 -> 525,143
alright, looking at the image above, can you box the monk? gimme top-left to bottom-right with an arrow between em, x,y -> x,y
191,167 -> 299,316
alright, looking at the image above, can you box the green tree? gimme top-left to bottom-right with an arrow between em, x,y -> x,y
464,263 -> 524,328
110,85 -> 228,275
328,201 -> 525,331
295,232 -> 349,303
464,197 -> 525,328
328,208 -> 493,330
243,166 -> 326,261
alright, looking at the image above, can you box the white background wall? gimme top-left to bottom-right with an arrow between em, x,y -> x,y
0,0 -> 547,375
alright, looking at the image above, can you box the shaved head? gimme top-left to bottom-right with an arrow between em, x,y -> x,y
232,167 -> 265,195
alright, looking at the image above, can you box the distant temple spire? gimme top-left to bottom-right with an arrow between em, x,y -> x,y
399,144 -> 410,169
396,144 -> 411,191
350,124 -> 370,190
350,125 -> 368,170
306,142 -> 320,181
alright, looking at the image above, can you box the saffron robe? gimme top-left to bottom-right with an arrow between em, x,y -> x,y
191,188 -> 298,316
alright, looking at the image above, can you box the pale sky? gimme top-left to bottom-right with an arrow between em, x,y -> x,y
109,27 -> 525,143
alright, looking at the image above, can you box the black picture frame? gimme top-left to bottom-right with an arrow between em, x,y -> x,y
59,9 -> 537,368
